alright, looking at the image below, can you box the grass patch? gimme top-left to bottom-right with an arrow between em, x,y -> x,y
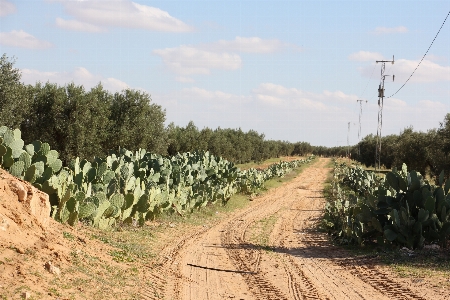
63,231 -> 75,240
380,248 -> 450,285
249,215 -> 279,250
90,226 -> 155,263
339,243 -> 450,287
155,193 -> 251,227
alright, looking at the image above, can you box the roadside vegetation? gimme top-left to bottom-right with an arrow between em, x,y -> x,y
45,159 -> 313,299
322,159 -> 450,287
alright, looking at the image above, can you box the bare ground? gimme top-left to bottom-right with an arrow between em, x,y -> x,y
144,158 -> 447,300
1,159 -> 449,299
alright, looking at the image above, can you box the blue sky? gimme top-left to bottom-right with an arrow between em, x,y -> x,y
1,0 -> 449,147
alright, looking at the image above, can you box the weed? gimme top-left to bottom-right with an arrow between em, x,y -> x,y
63,231 -> 75,240
48,287 -> 61,297
109,250 -> 135,263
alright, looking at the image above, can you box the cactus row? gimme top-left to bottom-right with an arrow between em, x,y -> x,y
324,161 -> 450,249
0,125 -> 314,229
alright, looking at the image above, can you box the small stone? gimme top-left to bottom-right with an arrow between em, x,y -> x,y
21,291 -> 31,299
10,181 -> 27,202
0,214 -> 11,231
16,247 -> 26,254
45,261 -> 61,275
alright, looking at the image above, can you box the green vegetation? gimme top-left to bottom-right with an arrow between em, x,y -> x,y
0,54 -> 314,167
0,53 -> 319,231
0,124 -> 315,229
323,160 -> 450,249
328,116 -> 450,181
42,161 -> 309,300
167,121 -> 313,163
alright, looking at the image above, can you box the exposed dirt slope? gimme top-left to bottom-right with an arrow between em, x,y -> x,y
0,169 -> 141,299
145,158 -> 446,300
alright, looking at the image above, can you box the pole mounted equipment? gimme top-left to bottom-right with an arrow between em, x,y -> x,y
375,55 -> 395,171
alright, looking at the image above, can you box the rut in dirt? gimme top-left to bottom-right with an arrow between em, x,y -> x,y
142,158 -> 433,300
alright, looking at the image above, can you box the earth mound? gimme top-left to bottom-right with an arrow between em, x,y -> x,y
0,169 -> 119,299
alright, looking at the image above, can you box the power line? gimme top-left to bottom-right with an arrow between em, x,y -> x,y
360,64 -> 377,99
356,99 -> 367,158
387,10 -> 450,98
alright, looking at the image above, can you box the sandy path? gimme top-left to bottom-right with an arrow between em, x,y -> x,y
143,158 -> 438,300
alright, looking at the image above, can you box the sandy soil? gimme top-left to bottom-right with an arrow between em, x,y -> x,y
1,159 -> 448,299
0,168 -> 147,300
144,158 -> 446,300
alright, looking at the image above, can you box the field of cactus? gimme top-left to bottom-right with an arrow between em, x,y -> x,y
324,161 -> 450,249
0,125 -> 314,229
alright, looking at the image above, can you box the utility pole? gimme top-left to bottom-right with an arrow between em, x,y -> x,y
356,99 -> 367,158
375,56 -> 395,171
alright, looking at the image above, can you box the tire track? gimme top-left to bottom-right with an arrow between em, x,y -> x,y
266,159 -> 393,300
139,226 -> 210,300
142,158 -> 434,300
219,161 -> 327,300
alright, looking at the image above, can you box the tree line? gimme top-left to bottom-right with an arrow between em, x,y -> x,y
8,52 -> 446,173
309,116 -> 450,180
0,54 -> 314,165
354,119 -> 450,179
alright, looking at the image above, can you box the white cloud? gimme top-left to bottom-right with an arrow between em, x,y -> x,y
393,59 -> 450,82
208,36 -> 286,53
418,99 -> 447,110
373,26 -> 408,35
55,17 -> 104,33
425,54 -> 448,63
154,36 -> 299,78
153,45 -> 241,75
358,58 -> 450,83
377,98 -> 448,137
53,0 -> 193,32
0,30 -> 53,49
0,0 -> 15,17
155,83 -> 449,146
349,51 -> 384,62
384,97 -> 407,108
175,76 -> 195,83
180,87 -> 252,105
253,83 -> 356,108
20,67 -> 130,93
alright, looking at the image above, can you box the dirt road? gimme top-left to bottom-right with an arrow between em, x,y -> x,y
142,158 -> 439,300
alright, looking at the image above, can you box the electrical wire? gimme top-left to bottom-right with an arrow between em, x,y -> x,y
387,10 -> 450,98
360,64 -> 376,99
